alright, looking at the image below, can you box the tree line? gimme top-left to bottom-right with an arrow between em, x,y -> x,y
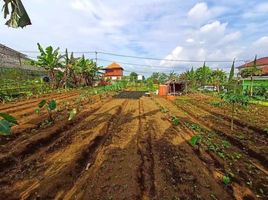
31,43 -> 101,89
146,56 -> 264,96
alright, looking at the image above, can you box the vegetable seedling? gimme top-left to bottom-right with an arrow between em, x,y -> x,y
0,113 -> 18,136
38,99 -> 57,122
190,135 -> 202,146
171,116 -> 180,126
222,175 -> 231,185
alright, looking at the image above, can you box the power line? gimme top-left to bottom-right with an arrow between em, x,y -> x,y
98,51 -> 246,63
98,58 -> 174,69
20,50 -> 95,54
19,50 -> 247,63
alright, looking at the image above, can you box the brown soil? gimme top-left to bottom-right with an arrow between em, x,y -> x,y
0,91 -> 267,200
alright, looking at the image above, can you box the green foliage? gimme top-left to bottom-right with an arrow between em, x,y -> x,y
0,113 -> 18,125
195,62 -> 212,86
171,116 -> 180,126
189,135 -> 202,146
0,113 -> 18,136
210,69 -> 227,92
37,99 -> 57,122
228,59 -> 235,82
129,72 -> 138,82
38,100 -> 47,108
2,0 -> 31,28
209,101 -> 222,107
48,100 -> 57,110
222,175 -> 231,185
221,93 -> 249,106
184,122 -> 202,132
147,72 -> 168,84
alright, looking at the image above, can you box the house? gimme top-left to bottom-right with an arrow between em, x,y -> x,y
103,62 -> 124,80
137,74 -> 145,81
237,57 -> 268,76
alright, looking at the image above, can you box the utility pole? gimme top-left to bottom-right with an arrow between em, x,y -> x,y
95,51 -> 98,66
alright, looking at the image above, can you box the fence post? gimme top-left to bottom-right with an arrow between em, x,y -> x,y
18,53 -> 22,66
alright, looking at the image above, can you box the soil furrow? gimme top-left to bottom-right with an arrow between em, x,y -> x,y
137,99 -> 156,200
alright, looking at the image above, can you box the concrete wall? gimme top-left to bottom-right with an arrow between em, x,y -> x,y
0,44 -> 45,72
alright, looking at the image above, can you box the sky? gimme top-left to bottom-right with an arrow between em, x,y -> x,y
1,0 -> 268,76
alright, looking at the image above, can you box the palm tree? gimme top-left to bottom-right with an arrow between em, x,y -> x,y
195,62 -> 212,86
2,0 -> 31,28
168,71 -> 178,80
36,43 -> 63,88
240,56 -> 262,96
210,69 -> 227,92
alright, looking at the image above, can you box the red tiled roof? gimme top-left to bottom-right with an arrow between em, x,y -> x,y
104,62 -> 124,70
238,57 -> 268,68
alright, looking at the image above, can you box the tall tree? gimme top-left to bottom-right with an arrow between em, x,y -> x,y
240,55 -> 262,96
210,69 -> 227,92
228,59 -> 235,82
195,63 -> 212,86
129,72 -> 138,82
2,0 -> 31,28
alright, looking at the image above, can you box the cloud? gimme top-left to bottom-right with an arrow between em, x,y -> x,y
187,2 -> 227,25
1,0 -> 268,76
188,2 -> 210,22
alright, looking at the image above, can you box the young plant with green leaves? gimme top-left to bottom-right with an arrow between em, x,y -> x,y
0,112 -> 18,135
37,99 -> 57,122
189,135 -> 202,146
222,175 -> 231,185
221,92 -> 249,131
171,116 -> 180,126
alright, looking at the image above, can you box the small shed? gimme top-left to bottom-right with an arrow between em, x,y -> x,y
165,80 -> 187,96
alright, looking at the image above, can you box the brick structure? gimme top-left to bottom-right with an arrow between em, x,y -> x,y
103,62 -> 124,80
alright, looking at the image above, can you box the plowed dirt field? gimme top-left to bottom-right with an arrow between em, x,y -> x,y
0,91 -> 267,200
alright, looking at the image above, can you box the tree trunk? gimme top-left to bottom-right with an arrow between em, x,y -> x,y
48,70 -> 56,89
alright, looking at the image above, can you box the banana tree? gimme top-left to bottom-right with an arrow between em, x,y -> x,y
63,49 -> 78,88
35,43 -> 64,88
2,0 -> 31,28
77,55 -> 100,86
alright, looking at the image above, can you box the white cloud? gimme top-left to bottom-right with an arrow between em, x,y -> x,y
1,0 -> 268,76
200,21 -> 227,34
187,2 -> 227,25
160,20 -> 243,70
186,38 -> 194,43
253,36 -> 268,46
188,2 -> 210,21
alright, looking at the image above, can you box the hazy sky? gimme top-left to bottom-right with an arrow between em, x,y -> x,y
1,0 -> 268,76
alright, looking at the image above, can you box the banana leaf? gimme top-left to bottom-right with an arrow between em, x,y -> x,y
3,0 -> 31,28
